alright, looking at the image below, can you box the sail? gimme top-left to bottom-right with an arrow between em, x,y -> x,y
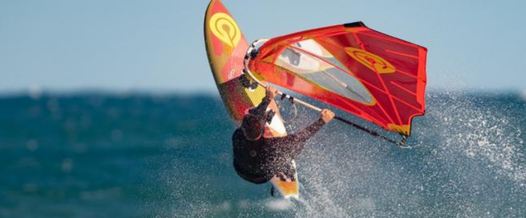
248,22 -> 427,136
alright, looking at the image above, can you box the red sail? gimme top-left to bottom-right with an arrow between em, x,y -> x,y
248,22 -> 427,136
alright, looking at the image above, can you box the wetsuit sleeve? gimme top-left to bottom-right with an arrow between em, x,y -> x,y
248,95 -> 272,117
274,118 -> 327,158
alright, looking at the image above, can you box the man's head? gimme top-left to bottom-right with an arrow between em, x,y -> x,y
241,114 -> 265,141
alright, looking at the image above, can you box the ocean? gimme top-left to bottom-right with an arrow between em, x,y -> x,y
0,91 -> 525,218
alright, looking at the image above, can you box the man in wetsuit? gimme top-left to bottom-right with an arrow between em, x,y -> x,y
232,87 -> 335,184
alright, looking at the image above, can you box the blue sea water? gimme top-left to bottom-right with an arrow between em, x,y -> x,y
0,91 -> 525,218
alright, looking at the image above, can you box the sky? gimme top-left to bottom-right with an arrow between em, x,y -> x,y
1,0 -> 525,94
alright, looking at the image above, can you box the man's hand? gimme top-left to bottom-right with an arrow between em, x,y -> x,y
265,86 -> 279,99
320,109 -> 335,123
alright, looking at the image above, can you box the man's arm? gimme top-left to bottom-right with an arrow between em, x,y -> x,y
273,109 -> 335,157
248,87 -> 278,117
289,109 -> 335,142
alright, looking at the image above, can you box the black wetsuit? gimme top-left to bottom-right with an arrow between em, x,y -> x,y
232,96 -> 326,184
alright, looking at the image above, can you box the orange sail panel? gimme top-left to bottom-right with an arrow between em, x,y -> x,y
248,22 -> 427,136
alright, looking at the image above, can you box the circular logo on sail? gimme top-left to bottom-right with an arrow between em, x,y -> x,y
209,13 -> 241,48
345,47 -> 395,74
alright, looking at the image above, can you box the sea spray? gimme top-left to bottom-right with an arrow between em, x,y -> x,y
1,93 -> 524,217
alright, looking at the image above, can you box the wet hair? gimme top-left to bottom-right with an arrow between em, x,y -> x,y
241,114 -> 265,140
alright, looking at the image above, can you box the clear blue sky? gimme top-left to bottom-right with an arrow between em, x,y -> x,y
1,0 -> 525,94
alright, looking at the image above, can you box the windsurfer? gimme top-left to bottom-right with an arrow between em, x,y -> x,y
232,86 -> 335,184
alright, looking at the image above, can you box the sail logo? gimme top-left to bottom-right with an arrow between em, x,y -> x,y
209,13 -> 241,48
345,47 -> 396,74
